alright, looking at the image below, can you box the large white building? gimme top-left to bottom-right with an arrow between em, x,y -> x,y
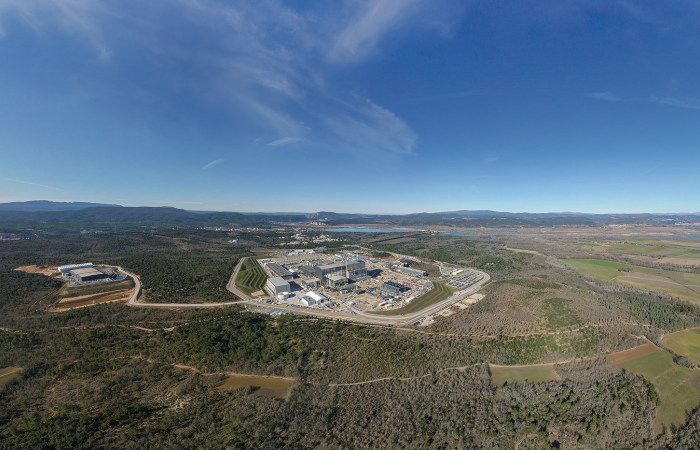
301,290 -> 327,306
58,263 -> 93,275
265,277 -> 290,296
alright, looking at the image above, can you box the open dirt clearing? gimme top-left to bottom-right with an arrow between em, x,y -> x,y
505,247 -> 543,256
14,265 -> 58,277
489,363 -> 561,386
0,367 -> 22,387
218,374 -> 295,399
52,289 -> 133,312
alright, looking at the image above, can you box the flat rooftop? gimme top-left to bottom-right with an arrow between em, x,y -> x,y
304,277 -> 321,283
267,276 -> 290,288
266,262 -> 292,277
70,268 -> 104,277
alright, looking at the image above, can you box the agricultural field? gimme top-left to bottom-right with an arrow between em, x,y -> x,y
567,259 -> 700,304
608,344 -> 700,433
372,280 -> 453,316
574,239 -> 700,265
235,258 -> 267,294
662,327 -> 700,365
489,363 -> 560,386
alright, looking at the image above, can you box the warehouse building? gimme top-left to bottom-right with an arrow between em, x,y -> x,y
70,267 -> 108,282
302,278 -> 321,289
396,266 -> 427,277
315,263 -> 344,281
265,277 -> 291,296
327,275 -> 348,287
315,260 -> 367,284
381,280 -> 410,294
297,265 -> 317,277
265,262 -> 294,281
58,262 -> 93,275
301,290 -> 327,306
345,260 -> 367,279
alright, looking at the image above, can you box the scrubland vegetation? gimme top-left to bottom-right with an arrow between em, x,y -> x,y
3,230 -> 700,447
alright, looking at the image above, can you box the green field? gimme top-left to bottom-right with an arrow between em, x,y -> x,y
235,258 -> 267,294
218,374 -> 295,398
566,259 -> 700,304
371,280 -> 454,316
576,239 -> 700,263
612,348 -> 700,433
663,328 -> 700,365
489,364 -> 560,387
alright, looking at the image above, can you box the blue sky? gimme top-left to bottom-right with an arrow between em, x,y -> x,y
1,0 -> 699,213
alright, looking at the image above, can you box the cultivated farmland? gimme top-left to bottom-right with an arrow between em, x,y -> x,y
608,344 -> 700,433
567,259 -> 700,304
662,327 -> 700,365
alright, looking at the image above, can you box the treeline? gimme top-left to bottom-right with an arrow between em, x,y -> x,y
0,355 -> 658,449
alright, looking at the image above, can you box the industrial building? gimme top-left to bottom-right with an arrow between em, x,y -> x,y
327,275 -> 348,287
297,265 -> 317,277
345,260 -> 367,278
301,291 -> 327,306
381,280 -> 410,294
315,260 -> 367,284
58,262 -> 93,275
265,262 -> 293,281
265,277 -> 291,296
70,267 -> 108,282
302,278 -> 321,289
396,266 -> 427,277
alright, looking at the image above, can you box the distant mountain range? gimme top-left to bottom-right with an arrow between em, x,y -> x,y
0,200 -> 120,212
0,201 -> 698,228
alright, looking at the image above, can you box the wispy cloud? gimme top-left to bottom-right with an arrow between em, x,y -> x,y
650,94 -> 700,111
0,0 -> 110,60
329,0 -> 464,62
482,153 -> 500,164
0,1 -> 461,157
321,97 -> 418,155
268,137 -> 302,147
586,92 -> 624,102
201,159 -> 224,170
1,177 -> 63,190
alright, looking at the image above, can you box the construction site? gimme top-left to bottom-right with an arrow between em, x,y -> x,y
253,251 -> 485,316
